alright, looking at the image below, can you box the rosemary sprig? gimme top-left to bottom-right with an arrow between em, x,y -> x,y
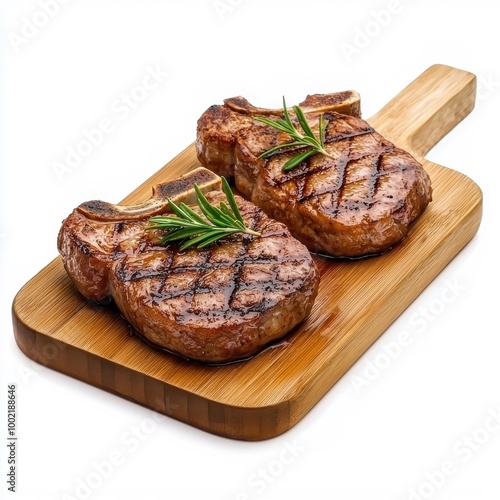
147,177 -> 260,250
255,97 -> 334,171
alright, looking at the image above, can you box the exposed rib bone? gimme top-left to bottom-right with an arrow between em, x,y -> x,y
77,167 -> 222,221
223,91 -> 361,117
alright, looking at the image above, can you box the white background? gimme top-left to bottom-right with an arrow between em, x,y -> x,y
1,1 -> 499,499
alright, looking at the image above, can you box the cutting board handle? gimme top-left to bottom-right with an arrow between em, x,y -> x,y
368,64 -> 477,159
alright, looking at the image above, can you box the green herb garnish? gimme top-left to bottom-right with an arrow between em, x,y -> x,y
255,97 -> 334,171
147,177 -> 260,250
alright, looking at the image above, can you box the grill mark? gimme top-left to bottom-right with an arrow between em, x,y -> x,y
295,176 -> 306,201
177,250 -> 212,310
116,251 -> 175,284
299,154 -> 327,203
158,271 -> 168,298
119,226 -> 305,316
284,131 -> 363,207
130,269 -> 169,281
368,153 -> 383,206
297,152 -> 350,205
331,141 -> 352,217
324,126 -> 374,144
273,161 -> 333,187
292,138 -> 398,215
124,233 -> 301,284
271,125 -> 375,189
156,251 -> 175,295
250,206 -> 265,232
147,258 -> 306,304
111,222 -> 125,254
226,238 -> 253,310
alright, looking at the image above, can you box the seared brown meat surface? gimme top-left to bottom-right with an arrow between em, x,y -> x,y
196,92 -> 361,179
196,93 -> 432,257
57,168 -> 319,363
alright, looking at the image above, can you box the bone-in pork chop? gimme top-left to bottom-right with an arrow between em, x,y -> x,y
57,168 -> 319,363
196,93 -> 432,257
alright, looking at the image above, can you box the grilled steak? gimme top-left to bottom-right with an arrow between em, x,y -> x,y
57,168 -> 319,363
196,93 -> 432,258
196,92 -> 361,179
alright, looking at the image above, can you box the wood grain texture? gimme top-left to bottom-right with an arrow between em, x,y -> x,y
12,64 -> 483,440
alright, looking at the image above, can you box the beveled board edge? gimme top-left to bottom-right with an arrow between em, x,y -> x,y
12,317 -> 293,440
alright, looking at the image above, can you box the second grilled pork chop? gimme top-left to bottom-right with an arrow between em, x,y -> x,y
196,93 -> 432,258
57,168 -> 319,363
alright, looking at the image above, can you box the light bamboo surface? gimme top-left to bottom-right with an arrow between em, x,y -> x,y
12,65 -> 482,440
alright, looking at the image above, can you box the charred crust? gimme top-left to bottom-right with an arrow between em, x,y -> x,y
153,168 -> 220,199
299,91 -> 362,117
77,200 -> 116,219
223,96 -> 253,112
76,168 -> 221,222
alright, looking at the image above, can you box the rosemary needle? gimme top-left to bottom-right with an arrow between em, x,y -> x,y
147,177 -> 260,251
255,97 -> 334,171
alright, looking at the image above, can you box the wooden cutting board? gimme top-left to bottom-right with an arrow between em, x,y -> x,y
12,64 -> 482,440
